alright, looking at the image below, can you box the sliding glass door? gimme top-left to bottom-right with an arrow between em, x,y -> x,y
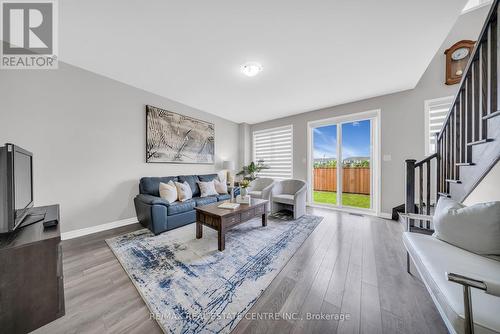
309,112 -> 378,212
312,124 -> 338,205
340,120 -> 371,209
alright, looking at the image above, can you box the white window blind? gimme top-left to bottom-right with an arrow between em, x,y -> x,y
253,125 -> 293,179
425,97 -> 454,155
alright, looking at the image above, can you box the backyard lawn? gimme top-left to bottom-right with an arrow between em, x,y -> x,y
313,191 -> 370,209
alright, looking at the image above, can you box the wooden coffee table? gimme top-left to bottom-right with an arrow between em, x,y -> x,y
195,198 -> 268,251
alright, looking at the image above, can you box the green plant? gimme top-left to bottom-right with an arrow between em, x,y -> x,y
314,159 -> 337,168
240,179 -> 250,188
237,160 -> 269,181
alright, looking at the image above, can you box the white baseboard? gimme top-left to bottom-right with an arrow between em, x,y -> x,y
307,203 -> 393,220
61,217 -> 138,240
379,212 -> 393,219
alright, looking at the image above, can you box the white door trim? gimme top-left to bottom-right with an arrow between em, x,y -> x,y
307,109 -> 381,216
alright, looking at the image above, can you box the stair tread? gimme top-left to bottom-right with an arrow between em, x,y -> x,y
483,110 -> 500,120
445,179 -> 462,183
467,138 -> 493,146
456,162 -> 475,166
409,226 -> 434,235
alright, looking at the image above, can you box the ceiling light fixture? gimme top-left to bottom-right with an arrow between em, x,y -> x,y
240,62 -> 263,77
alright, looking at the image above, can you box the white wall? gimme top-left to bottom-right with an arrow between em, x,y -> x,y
0,63 -> 239,233
464,161 -> 500,205
249,6 -> 490,215
238,123 -> 252,166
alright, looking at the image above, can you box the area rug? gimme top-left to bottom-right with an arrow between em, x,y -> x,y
106,213 -> 322,334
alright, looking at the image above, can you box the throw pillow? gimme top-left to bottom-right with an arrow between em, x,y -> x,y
217,170 -> 227,185
159,181 -> 177,203
175,181 -> 193,202
433,197 -> 500,255
213,178 -> 228,194
197,180 -> 218,197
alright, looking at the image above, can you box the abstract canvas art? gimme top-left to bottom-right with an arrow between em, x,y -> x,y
146,105 -> 215,163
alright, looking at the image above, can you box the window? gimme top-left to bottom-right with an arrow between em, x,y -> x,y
253,125 -> 293,179
424,96 -> 453,155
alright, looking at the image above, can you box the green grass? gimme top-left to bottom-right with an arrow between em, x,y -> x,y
313,191 -> 370,209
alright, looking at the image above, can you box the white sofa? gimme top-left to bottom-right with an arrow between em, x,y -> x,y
403,231 -> 500,334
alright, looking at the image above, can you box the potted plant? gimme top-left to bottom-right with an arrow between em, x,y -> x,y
239,179 -> 250,198
236,160 -> 269,181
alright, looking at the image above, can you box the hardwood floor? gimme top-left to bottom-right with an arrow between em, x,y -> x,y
33,207 -> 447,334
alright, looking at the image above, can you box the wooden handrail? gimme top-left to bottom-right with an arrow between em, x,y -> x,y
415,153 -> 438,167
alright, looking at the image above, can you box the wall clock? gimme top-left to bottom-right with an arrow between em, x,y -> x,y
444,40 -> 475,85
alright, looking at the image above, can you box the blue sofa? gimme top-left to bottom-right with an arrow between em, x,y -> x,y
134,174 -> 231,235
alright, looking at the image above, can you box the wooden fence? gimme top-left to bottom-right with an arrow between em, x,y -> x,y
313,168 -> 370,195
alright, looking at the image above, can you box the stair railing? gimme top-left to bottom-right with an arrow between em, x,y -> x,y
437,0 -> 499,197
405,152 -> 437,231
405,0 -> 499,230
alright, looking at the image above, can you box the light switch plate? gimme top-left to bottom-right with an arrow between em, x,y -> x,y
383,154 -> 392,161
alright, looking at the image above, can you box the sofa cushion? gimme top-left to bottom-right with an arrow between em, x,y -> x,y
178,175 -> 200,197
216,194 -> 231,201
214,179 -> 228,194
403,232 -> 500,334
159,181 -> 177,203
249,190 -> 262,198
175,181 -> 193,202
139,176 -> 178,196
198,180 -> 219,197
198,173 -> 218,182
194,196 -> 218,207
273,194 -> 294,205
433,197 -> 500,256
217,170 -> 227,184
166,199 -> 196,216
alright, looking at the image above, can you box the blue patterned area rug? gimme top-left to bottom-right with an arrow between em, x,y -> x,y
106,214 -> 322,334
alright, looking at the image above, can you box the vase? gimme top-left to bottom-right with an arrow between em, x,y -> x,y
241,187 -> 247,198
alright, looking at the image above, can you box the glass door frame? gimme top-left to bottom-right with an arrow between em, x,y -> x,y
307,109 -> 381,216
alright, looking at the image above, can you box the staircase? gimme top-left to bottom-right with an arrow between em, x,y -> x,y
403,0 -> 500,231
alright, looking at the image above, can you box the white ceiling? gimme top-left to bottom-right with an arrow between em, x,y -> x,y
60,0 -> 468,124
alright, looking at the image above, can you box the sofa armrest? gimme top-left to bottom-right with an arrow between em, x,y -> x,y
294,186 -> 307,204
448,272 -> 500,297
399,213 -> 433,221
261,183 -> 274,199
447,272 -> 500,334
399,213 -> 433,232
135,194 -> 170,207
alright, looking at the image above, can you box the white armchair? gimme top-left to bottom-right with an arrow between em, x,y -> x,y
272,179 -> 307,219
247,178 -> 274,211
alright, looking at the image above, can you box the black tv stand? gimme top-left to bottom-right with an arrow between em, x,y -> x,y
17,206 -> 59,230
0,204 -> 64,333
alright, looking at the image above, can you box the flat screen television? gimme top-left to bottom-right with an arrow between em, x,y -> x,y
0,144 -> 34,233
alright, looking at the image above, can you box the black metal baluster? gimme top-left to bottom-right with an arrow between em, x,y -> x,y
426,161 -> 431,229
466,75 -> 473,162
480,39 -> 488,139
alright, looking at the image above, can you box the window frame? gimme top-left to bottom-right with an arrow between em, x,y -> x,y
424,96 -> 454,156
